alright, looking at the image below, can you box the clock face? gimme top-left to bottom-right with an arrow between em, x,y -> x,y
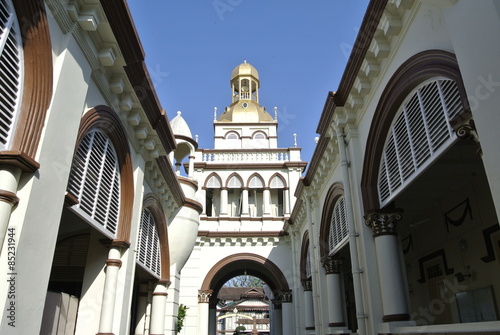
242,102 -> 248,108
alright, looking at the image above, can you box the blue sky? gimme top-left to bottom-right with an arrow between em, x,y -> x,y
127,0 -> 369,164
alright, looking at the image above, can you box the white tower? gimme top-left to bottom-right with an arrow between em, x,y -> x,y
180,62 -> 306,335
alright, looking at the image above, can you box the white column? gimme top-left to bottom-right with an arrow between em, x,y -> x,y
98,246 -> 122,334
263,188 -> 271,216
241,188 -> 249,216
220,188 -> 228,216
282,301 -> 294,335
323,257 -> 346,328
302,280 -> 315,331
188,155 -> 195,178
149,281 -> 168,335
365,210 -> 409,322
284,187 -> 290,215
198,290 -> 212,335
0,166 -> 21,254
272,301 -> 283,335
134,284 -> 149,335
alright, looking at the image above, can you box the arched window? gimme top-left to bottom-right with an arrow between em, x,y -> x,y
305,247 -> 312,279
269,175 -> 285,188
137,208 -> 161,277
328,196 -> 348,255
205,174 -> 222,217
206,175 -> 222,188
227,175 -> 242,188
67,129 -> 121,237
269,175 -> 285,216
248,175 -> 264,188
0,0 -> 23,149
226,132 -> 239,140
378,78 -> 463,206
253,132 -> 266,140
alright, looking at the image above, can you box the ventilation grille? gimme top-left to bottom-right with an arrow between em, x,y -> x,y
137,209 -> 161,277
329,196 -> 348,254
378,79 -> 463,206
67,130 -> 120,236
0,0 -> 23,148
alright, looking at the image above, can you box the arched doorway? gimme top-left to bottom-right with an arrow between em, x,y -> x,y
199,253 -> 292,335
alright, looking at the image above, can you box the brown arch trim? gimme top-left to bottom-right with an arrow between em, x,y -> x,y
247,172 -> 265,189
142,193 -> 170,280
201,253 -> 290,292
0,0 -> 53,172
319,183 -> 345,259
203,172 -> 222,189
73,106 -> 134,244
225,172 -> 243,188
268,173 -> 287,188
300,231 -> 310,282
361,50 -> 469,211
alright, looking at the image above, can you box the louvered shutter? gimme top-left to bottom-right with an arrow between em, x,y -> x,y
206,175 -> 221,188
0,0 -> 23,149
227,175 -> 242,188
305,247 -> 312,279
249,176 -> 264,188
67,130 -> 121,237
378,79 -> 463,206
270,176 -> 285,188
137,209 -> 161,277
328,196 -> 348,255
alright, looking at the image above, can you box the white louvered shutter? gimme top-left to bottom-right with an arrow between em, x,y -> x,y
328,196 -> 348,255
0,0 -> 23,149
378,79 -> 463,206
67,130 -> 121,237
270,176 -> 285,188
137,209 -> 161,277
206,175 -> 221,188
228,175 -> 242,188
249,176 -> 264,188
305,247 -> 312,279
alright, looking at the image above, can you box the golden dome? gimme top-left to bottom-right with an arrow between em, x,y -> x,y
231,61 -> 259,81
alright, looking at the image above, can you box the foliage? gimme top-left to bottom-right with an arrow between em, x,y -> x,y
224,275 -> 264,287
234,325 -> 246,334
176,304 -> 189,333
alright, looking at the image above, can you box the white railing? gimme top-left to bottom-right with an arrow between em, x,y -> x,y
202,150 -> 290,163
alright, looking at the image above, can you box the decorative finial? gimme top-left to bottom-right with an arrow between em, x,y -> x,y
177,111 -> 181,116
314,136 -> 319,144
274,107 -> 278,121
214,107 -> 217,121
293,133 -> 297,147
244,60 -> 247,63
195,135 -> 199,143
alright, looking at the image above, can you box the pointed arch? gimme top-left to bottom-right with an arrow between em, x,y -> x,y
247,173 -> 264,188
67,106 -> 134,244
268,173 -> 287,188
361,50 -> 469,211
141,193 -> 170,280
204,172 -> 222,188
226,173 -> 243,188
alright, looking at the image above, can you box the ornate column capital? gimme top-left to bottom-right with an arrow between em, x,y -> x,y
271,299 -> 282,309
322,256 -> 343,274
364,209 -> 403,237
198,289 -> 213,303
280,290 -> 293,303
301,279 -> 313,291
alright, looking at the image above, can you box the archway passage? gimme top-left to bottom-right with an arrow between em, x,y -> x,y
200,253 -> 291,335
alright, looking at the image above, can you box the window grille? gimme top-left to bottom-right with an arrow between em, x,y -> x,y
270,175 -> 285,188
378,79 -> 463,206
67,130 -> 120,237
227,175 -> 242,188
305,247 -> 312,279
249,175 -> 264,188
0,0 -> 23,149
137,208 -> 161,277
253,132 -> 266,139
206,175 -> 221,188
226,132 -> 238,139
328,196 -> 348,254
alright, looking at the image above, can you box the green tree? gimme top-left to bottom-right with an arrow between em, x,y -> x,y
224,275 -> 264,287
176,304 -> 188,333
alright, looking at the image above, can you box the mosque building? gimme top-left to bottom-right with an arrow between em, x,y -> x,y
1,0 -> 500,335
